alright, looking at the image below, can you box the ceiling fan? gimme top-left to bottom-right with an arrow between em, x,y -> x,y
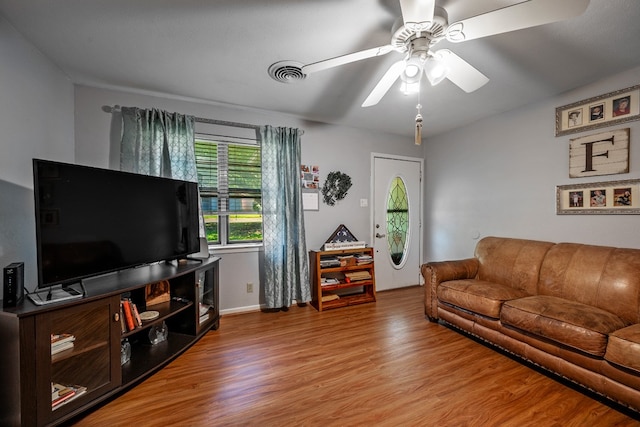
300,0 -> 591,107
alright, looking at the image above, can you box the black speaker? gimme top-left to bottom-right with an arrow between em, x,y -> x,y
3,262 -> 24,308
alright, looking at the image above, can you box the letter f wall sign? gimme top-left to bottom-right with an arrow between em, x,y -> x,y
569,128 -> 629,178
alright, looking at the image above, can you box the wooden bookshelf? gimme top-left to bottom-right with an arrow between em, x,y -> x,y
309,248 -> 376,311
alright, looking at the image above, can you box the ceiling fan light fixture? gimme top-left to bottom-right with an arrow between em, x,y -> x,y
403,54 -> 424,78
401,81 -> 420,95
404,62 -> 421,78
424,54 -> 449,86
400,55 -> 424,94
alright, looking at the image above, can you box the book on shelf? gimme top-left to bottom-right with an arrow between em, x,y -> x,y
121,299 -> 136,331
320,257 -> 341,268
52,390 -> 75,407
337,255 -> 355,267
51,341 -> 75,355
51,333 -> 75,346
321,277 -> 340,285
51,382 -> 87,410
131,302 -> 143,328
52,383 -> 68,400
199,303 -> 210,317
321,294 -> 340,302
119,303 -> 126,333
321,272 -> 345,285
51,333 -> 75,355
199,303 -> 211,324
354,253 -> 373,265
344,271 -> 372,281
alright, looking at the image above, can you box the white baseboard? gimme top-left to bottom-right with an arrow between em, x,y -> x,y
220,304 -> 262,316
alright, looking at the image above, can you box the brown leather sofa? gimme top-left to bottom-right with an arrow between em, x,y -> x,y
421,236 -> 640,411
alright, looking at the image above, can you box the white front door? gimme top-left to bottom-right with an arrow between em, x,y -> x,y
372,154 -> 423,291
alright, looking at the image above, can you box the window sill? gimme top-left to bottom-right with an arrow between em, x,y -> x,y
209,243 -> 262,255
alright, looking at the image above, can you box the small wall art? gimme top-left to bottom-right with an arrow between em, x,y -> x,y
301,164 -> 320,210
555,85 -> 640,137
556,178 -> 640,215
568,128 -> 629,178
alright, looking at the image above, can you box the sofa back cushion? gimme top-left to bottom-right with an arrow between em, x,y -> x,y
475,237 -> 554,295
538,243 -> 640,325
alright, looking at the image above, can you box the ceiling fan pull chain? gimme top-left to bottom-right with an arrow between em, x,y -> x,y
415,101 -> 423,146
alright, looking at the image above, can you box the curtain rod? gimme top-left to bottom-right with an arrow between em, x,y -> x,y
105,104 -> 260,131
194,116 -> 260,131
104,105 -> 303,134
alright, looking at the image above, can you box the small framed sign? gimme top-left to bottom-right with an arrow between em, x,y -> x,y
568,128 -> 629,178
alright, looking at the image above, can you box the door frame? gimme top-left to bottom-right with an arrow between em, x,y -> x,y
370,153 -> 424,286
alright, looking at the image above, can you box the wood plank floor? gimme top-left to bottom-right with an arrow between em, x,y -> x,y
70,286 -> 640,426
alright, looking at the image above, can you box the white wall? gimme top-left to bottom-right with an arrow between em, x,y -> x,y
0,16 -> 74,297
423,66 -> 640,262
73,85 -> 422,312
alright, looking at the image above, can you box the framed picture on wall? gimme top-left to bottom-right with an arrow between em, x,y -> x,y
301,164 -> 320,210
556,178 -> 640,214
555,85 -> 640,136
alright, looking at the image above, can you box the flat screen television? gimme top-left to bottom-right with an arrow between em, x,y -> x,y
33,159 -> 200,291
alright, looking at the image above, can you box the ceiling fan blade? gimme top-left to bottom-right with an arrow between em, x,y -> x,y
399,0 -> 435,32
445,0 -> 590,43
437,49 -> 489,93
362,60 -> 406,107
301,45 -> 394,75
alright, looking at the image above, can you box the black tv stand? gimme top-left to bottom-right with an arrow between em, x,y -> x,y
0,256 -> 220,426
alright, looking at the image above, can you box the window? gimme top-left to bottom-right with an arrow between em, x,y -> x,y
386,176 -> 409,266
194,131 -> 262,246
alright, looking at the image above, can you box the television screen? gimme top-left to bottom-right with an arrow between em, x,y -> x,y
33,159 -> 200,288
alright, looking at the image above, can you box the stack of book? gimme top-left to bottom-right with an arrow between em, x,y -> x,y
355,253 -> 373,265
321,272 -> 345,286
321,276 -> 340,286
337,255 -> 356,267
120,298 -> 143,333
320,257 -> 341,268
344,271 -> 372,282
51,382 -> 87,410
199,303 -> 210,324
51,333 -> 75,355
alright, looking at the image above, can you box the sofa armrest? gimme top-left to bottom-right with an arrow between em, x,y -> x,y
421,258 -> 479,321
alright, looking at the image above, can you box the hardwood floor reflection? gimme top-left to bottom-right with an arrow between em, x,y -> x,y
71,286 -> 639,426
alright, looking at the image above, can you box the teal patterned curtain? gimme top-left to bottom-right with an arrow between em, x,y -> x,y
120,107 -> 197,181
120,107 -> 205,236
260,125 -> 310,309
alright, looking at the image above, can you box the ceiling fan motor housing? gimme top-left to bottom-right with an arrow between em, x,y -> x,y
391,5 -> 449,52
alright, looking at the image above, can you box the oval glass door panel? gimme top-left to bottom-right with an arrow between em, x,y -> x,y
386,176 -> 409,267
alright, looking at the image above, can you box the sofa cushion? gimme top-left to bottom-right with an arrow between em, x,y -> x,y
537,243 -> 640,326
501,295 -> 626,357
475,237 -> 554,296
437,279 -> 529,319
605,325 -> 640,373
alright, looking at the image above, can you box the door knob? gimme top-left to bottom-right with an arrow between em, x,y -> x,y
375,232 -> 386,238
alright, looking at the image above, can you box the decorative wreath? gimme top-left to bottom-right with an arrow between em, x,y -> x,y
321,171 -> 352,206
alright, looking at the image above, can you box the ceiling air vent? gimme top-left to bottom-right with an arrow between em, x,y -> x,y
268,61 -> 306,83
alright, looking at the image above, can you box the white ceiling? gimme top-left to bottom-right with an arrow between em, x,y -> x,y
1,0 -> 639,138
